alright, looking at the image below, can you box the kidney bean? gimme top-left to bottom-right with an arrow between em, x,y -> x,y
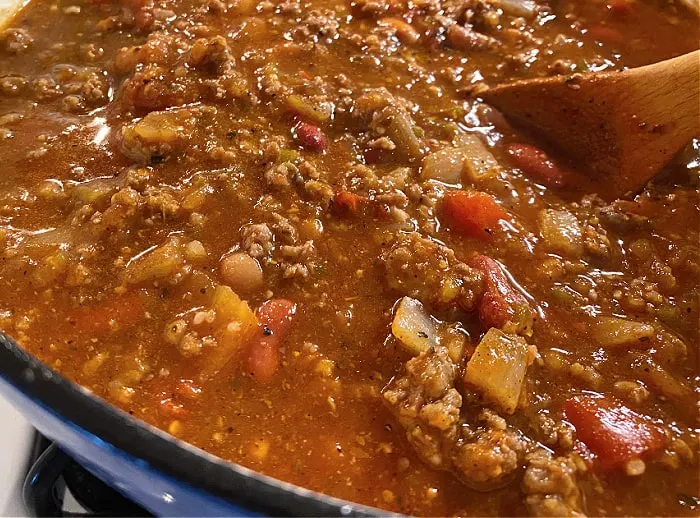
294,122 -> 328,152
506,143 -> 568,188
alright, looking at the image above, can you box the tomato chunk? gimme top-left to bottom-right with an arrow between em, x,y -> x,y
247,299 -> 297,383
564,395 -> 666,470
442,191 -> 510,241
469,255 -> 533,334
608,0 -> 634,17
333,190 -> 367,216
587,25 -> 624,44
506,143 -> 568,188
69,292 -> 145,336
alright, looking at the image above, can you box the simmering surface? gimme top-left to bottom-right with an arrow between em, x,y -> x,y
1,0 -> 698,515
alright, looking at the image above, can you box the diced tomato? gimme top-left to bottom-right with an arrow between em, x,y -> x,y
247,299 -> 297,383
157,394 -> 188,418
175,379 -> 202,400
506,143 -> 568,188
608,0 -> 634,17
469,255 -> 533,333
333,191 -> 367,216
587,25 -> 623,44
442,191 -> 510,241
563,395 -> 666,470
294,122 -> 328,152
69,292 -> 145,336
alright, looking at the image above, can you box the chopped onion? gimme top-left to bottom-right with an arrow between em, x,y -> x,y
391,297 -> 438,355
421,134 -> 500,183
464,328 -> 531,414
538,208 -> 583,257
385,107 -> 423,159
286,94 -> 333,123
421,147 -> 466,184
591,317 -> 655,347
456,133 -> 501,182
499,0 -> 538,19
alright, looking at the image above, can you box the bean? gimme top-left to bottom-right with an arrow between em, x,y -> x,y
294,122 -> 327,152
220,252 -> 263,294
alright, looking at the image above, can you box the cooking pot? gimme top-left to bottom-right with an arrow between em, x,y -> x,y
0,2 -> 382,514
0,332 -> 378,516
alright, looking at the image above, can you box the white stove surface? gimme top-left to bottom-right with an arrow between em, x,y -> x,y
0,395 -> 32,518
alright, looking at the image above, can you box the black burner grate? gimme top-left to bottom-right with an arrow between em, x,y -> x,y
23,434 -> 151,517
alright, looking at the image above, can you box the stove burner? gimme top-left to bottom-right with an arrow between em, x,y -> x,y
23,435 -> 150,517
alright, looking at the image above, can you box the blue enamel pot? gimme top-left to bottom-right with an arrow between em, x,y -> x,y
0,332 -> 380,516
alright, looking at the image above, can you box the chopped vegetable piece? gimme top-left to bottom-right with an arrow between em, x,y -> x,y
608,0 -> 634,17
506,143 -> 567,188
391,297 -> 439,355
72,176 -> 120,205
333,190 -> 367,215
422,135 -> 500,184
591,317 -> 655,347
499,0 -> 538,18
211,284 -> 257,328
442,191 -> 510,241
632,357 -> 693,402
286,94 -> 332,123
421,147 -> 466,184
199,285 -> 259,380
294,122 -> 328,152
587,25 -> 623,43
123,244 -> 184,285
458,133 -> 502,182
563,395 -> 666,470
247,299 -> 297,383
379,17 -> 420,44
538,208 -> 584,257
469,255 -> 533,336
464,328 -> 531,414
384,106 -> 423,159
70,292 -> 146,336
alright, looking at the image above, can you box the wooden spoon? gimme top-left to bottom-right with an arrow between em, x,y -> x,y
480,50 -> 700,198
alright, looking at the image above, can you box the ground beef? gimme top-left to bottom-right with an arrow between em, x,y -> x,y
522,449 -> 586,517
0,28 -> 33,54
383,346 -> 462,469
382,232 -> 484,311
384,347 -> 531,489
452,409 -> 529,489
279,240 -> 316,280
241,223 -> 274,259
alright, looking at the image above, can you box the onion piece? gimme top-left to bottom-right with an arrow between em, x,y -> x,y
391,296 -> 438,355
538,208 -> 583,257
591,317 -> 655,347
384,107 -> 424,159
464,327 -> 532,414
421,147 -> 466,184
456,133 -> 501,182
498,0 -> 538,18
421,134 -> 501,183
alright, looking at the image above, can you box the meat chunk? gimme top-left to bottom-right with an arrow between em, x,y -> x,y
522,449 -> 586,517
279,240 -> 316,280
188,36 -> 232,73
383,233 -> 484,311
452,410 -> 528,490
383,347 -> 461,468
383,346 -> 529,489
241,223 -> 274,259
1,28 -> 33,54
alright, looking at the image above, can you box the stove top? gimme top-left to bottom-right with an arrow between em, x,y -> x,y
1,395 -> 151,517
0,394 -> 32,517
